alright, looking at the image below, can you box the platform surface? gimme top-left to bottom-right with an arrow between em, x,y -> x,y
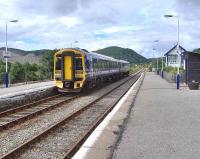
112,72 -> 200,159
0,81 -> 54,98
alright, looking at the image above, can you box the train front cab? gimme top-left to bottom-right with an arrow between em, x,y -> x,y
54,49 -> 86,92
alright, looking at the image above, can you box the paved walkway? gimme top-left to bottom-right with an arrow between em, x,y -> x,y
0,81 -> 54,98
113,72 -> 200,159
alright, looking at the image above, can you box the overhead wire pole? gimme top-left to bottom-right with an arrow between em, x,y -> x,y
157,54 -> 158,73
152,48 -> 155,71
157,43 -> 164,79
164,14 -> 180,89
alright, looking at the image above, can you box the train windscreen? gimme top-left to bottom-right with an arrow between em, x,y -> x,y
56,57 -> 61,70
75,58 -> 83,70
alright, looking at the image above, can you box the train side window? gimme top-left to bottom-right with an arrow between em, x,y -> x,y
106,61 -> 108,70
93,58 -> 97,71
103,60 -> 106,70
98,60 -> 100,70
86,59 -> 90,71
100,60 -> 102,70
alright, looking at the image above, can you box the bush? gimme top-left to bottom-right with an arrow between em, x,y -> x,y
0,61 -> 5,84
23,63 -> 39,82
164,66 -> 184,75
10,62 -> 25,83
130,63 -> 148,73
0,49 -> 58,85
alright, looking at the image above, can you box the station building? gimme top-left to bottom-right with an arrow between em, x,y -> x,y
164,44 -> 200,83
184,51 -> 200,83
164,44 -> 186,68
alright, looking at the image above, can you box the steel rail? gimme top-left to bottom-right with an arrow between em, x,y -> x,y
0,95 -> 78,131
0,70 -> 142,159
63,72 -> 141,158
0,94 -> 62,118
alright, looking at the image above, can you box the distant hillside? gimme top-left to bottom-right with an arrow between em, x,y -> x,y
95,46 -> 147,64
0,46 -> 148,64
0,48 -> 50,64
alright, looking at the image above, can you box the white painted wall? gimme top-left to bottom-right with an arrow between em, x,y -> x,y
165,47 -> 183,67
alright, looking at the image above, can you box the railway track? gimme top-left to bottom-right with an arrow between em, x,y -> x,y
0,71 -> 142,159
0,94 -> 78,131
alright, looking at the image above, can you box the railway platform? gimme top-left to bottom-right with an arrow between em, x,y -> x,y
0,81 -> 55,111
76,72 -> 200,159
0,81 -> 54,98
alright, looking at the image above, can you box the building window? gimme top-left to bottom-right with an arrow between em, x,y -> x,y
168,55 -> 178,64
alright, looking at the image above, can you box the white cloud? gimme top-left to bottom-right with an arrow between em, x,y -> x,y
0,0 -> 199,58
94,25 -> 142,34
59,16 -> 81,28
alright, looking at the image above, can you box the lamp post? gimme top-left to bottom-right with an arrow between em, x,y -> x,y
74,40 -> 79,48
3,19 -> 18,88
71,40 -> 79,48
164,14 -> 180,89
161,52 -> 164,78
156,52 -> 158,74
152,48 -> 158,74
153,40 -> 159,75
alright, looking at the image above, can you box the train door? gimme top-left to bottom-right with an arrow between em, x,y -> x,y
87,55 -> 94,79
62,53 -> 74,81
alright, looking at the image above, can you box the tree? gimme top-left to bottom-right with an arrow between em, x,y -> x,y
0,60 -> 5,84
10,62 -> 25,83
0,49 -> 58,84
23,62 -> 38,82
41,49 -> 58,79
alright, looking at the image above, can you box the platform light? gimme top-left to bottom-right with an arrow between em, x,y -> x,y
153,40 -> 159,75
4,19 -> 19,88
164,14 -> 180,89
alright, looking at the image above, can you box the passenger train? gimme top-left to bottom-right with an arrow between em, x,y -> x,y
54,48 -> 130,92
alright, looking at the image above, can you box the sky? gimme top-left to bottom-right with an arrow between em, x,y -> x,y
0,0 -> 199,58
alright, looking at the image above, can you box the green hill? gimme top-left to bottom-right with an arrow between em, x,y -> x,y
0,46 -> 148,64
95,46 -> 147,64
193,48 -> 200,54
0,48 -> 52,64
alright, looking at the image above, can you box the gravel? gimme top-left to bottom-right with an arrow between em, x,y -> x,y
17,74 -> 140,159
0,96 -> 69,126
0,74 -> 139,157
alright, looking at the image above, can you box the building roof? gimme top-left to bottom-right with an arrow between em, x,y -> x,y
164,44 -> 187,56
